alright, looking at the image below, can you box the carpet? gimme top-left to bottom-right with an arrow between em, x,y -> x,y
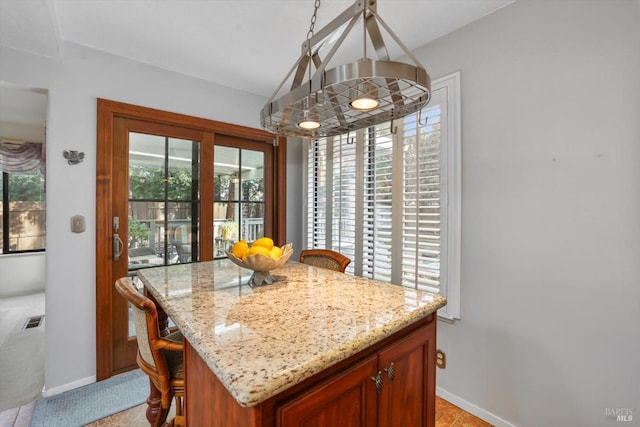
0,325 -> 45,412
0,293 -> 46,412
30,369 -> 148,427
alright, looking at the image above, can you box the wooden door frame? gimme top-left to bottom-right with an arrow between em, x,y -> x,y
96,99 -> 287,380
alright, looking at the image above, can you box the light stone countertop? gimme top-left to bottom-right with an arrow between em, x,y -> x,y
137,259 -> 447,407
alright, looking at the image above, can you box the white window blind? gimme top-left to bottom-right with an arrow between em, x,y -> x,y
331,135 -> 357,273
304,72 -> 461,320
362,123 -> 394,283
401,110 -> 442,294
306,138 -> 327,248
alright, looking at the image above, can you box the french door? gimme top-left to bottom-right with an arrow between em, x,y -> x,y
96,99 -> 286,379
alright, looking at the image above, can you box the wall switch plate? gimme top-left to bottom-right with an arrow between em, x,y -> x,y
71,215 -> 86,233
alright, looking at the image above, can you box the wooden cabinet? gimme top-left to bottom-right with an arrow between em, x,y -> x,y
276,356 -> 378,427
377,321 -> 436,427
184,314 -> 436,427
274,320 -> 436,427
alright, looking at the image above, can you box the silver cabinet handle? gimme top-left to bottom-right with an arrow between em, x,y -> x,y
371,371 -> 383,393
384,362 -> 396,383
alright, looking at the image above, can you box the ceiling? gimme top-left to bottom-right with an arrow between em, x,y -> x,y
1,0 -> 514,99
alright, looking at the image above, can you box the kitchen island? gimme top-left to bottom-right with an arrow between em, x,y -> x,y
137,259 -> 446,426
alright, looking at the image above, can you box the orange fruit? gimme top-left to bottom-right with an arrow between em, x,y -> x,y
270,246 -> 282,259
231,240 -> 249,259
246,245 -> 271,258
252,237 -> 274,250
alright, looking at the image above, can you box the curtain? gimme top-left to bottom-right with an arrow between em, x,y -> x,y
0,142 -> 44,173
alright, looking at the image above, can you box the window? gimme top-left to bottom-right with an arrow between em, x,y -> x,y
0,141 -> 46,254
214,145 -> 267,257
304,72 -> 461,320
128,133 -> 199,268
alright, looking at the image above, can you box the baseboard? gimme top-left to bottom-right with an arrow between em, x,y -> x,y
436,387 -> 517,427
42,375 -> 96,397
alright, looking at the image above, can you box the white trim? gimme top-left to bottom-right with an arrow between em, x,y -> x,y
437,312 -> 456,323
42,375 -> 96,397
432,71 -> 462,320
437,387 -> 517,427
391,121 -> 404,285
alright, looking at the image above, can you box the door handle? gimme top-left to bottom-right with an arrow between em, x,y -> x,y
113,233 -> 124,261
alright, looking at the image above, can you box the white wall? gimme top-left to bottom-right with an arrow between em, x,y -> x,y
410,1 -> 640,426
0,253 -> 46,298
2,3 -> 638,423
0,42 -> 271,393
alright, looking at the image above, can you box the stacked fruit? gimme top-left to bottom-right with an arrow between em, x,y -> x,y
231,237 -> 283,260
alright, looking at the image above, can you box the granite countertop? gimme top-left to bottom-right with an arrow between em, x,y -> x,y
137,259 -> 446,408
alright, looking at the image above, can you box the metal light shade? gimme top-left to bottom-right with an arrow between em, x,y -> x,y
261,0 -> 431,139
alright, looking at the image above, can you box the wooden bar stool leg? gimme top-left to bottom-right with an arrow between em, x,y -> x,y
146,379 -> 162,425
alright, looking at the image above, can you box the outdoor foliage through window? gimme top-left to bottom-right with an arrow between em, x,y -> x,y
1,170 -> 46,253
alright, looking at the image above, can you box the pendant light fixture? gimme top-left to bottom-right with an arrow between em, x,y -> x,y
261,0 -> 431,139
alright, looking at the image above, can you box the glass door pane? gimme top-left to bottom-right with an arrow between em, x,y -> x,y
214,146 -> 264,257
127,133 -> 199,336
128,133 -> 199,270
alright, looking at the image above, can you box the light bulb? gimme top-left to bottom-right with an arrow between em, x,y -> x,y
349,96 -> 379,111
298,106 -> 320,130
298,119 -> 320,130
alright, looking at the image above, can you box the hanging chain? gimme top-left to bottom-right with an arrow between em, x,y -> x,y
306,0 -> 321,43
306,0 -> 321,97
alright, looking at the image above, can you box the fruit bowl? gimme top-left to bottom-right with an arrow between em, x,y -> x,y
226,242 -> 293,287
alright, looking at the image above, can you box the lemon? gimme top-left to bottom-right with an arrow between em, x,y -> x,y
269,246 -> 282,259
246,245 -> 271,258
252,237 -> 274,250
231,240 -> 249,259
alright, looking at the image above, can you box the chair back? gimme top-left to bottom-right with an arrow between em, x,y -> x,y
174,224 -> 190,244
114,277 -> 169,378
299,249 -> 351,273
172,225 -> 192,263
115,276 -> 185,425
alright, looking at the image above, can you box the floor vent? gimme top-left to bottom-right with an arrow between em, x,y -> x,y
24,315 -> 44,329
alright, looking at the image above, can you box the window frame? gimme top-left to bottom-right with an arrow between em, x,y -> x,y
303,71 -> 461,321
1,170 -> 47,254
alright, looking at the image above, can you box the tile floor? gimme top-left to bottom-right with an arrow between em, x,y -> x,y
436,396 -> 494,427
0,401 -> 35,427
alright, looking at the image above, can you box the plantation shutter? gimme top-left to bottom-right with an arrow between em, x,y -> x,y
400,108 -> 442,293
303,72 -> 461,320
361,123 -> 394,282
306,139 -> 327,248
331,135 -> 357,273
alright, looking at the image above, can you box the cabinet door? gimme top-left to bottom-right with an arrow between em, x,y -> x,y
377,321 -> 436,427
276,356 -> 378,427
